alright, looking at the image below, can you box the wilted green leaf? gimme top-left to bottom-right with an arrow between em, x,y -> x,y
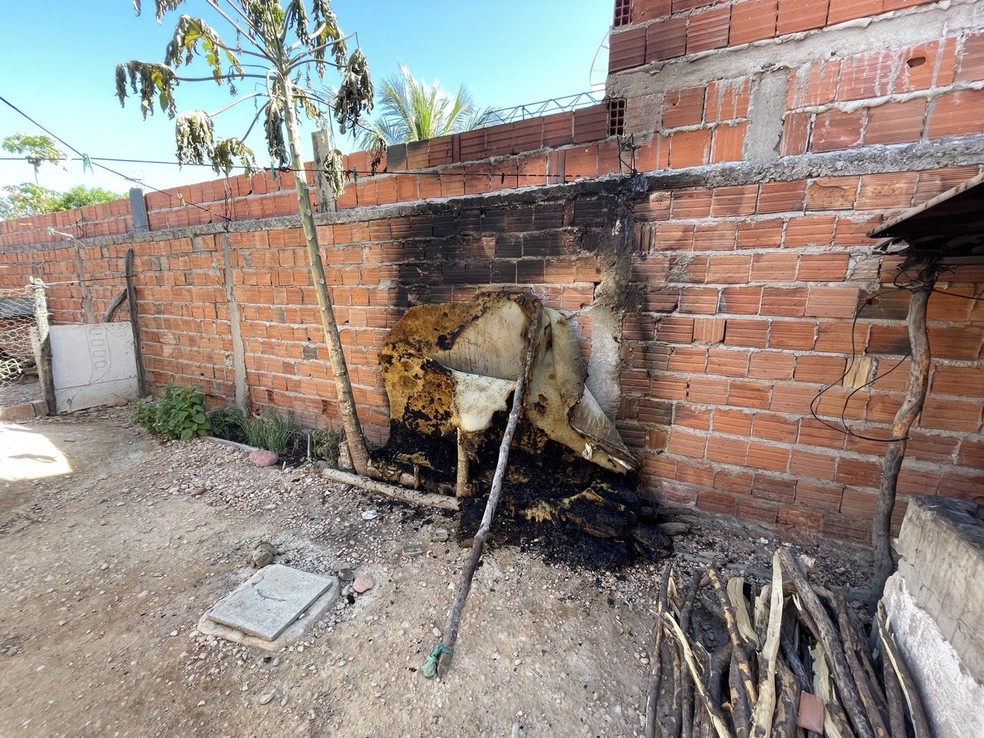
116,61 -> 178,119
175,109 -> 215,165
334,48 -> 373,135
165,15 -> 243,82
213,138 -> 258,176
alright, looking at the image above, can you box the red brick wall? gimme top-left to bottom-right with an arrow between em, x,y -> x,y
0,169 -> 303,248
0,196 -> 132,246
622,167 -> 984,542
0,191 -> 614,449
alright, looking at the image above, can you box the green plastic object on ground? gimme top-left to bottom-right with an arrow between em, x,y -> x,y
422,643 -> 453,679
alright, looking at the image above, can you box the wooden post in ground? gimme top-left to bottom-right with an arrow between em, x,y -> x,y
29,278 -> 55,415
125,249 -> 147,397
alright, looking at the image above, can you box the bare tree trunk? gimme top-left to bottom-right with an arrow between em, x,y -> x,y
872,285 -> 932,600
282,83 -> 372,477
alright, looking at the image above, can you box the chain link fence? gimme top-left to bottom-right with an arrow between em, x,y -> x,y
0,287 -> 38,385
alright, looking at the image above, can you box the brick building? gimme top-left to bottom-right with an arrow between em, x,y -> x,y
1,0 -> 982,542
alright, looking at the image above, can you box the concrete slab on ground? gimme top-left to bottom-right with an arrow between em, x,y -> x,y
203,564 -> 338,643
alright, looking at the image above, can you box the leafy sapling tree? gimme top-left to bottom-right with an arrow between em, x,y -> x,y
2,134 -> 65,184
119,0 -> 376,475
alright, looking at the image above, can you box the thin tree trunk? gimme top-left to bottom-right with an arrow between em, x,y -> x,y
282,82 -> 372,477
872,285 -> 932,600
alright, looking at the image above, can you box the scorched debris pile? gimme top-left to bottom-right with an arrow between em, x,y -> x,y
377,291 -> 671,561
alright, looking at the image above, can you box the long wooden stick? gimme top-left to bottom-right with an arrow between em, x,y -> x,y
779,548 -> 875,738
666,639 -> 683,738
837,596 -> 889,738
750,551 -> 784,738
847,607 -> 888,710
647,565 -> 673,738
664,612 -> 736,738
125,248 -> 147,397
880,635 -> 907,738
708,567 -> 758,708
729,648 -> 752,736
102,288 -> 128,322
678,572 -> 701,738
455,428 -> 471,497
872,283 -> 932,601
707,643 -> 733,711
431,309 -> 542,679
771,661 -> 801,738
321,466 -> 459,511
876,604 -> 931,738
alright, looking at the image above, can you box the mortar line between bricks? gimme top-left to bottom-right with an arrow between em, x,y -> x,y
788,80 -> 984,116
652,426 -> 916,460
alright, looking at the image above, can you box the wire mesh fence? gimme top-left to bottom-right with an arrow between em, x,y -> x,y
0,286 -> 38,385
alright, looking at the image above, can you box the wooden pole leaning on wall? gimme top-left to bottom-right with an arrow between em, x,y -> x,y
424,308 -> 544,680
871,268 -> 935,603
125,248 -> 147,397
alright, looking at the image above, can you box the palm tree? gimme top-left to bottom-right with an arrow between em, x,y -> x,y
358,65 -> 491,148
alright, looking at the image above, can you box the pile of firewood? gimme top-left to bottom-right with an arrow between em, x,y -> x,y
645,548 -> 930,738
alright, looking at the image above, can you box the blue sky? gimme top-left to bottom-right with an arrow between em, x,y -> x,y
0,1 -> 612,195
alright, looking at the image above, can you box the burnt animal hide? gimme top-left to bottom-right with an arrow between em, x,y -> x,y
379,291 -> 639,474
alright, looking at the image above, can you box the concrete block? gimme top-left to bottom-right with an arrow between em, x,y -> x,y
204,564 -> 338,642
49,324 -> 139,413
883,574 -> 984,738
894,497 -> 984,638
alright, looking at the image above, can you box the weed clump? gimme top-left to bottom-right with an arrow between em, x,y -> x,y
132,385 -> 211,441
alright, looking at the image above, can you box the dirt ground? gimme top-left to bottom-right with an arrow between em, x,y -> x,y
0,406 -> 872,738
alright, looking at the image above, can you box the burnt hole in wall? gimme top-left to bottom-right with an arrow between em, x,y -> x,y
608,98 -> 627,137
613,0 -> 633,27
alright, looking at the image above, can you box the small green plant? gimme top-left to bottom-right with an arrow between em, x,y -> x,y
207,406 -> 246,441
241,411 -> 302,455
312,426 -> 345,466
132,384 -> 211,440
